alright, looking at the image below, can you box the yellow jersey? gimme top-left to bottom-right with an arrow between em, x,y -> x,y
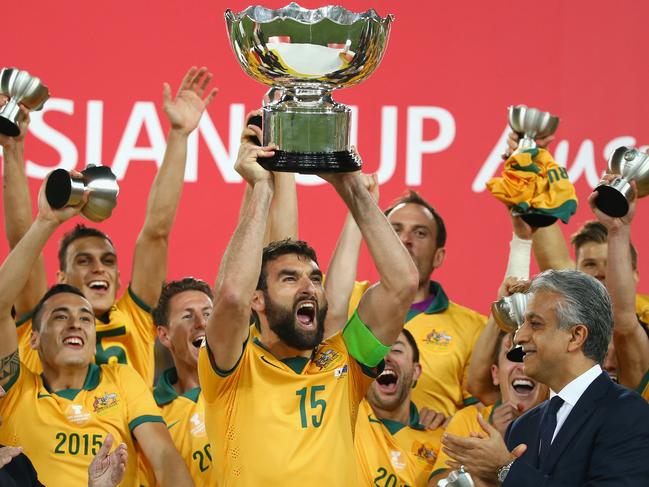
139,367 -> 211,486
349,281 -> 486,416
430,403 -> 495,479
16,287 -> 157,385
0,362 -> 164,487
355,399 -> 443,487
198,332 -> 378,486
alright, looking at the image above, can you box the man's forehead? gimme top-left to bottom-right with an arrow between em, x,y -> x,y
576,241 -> 608,259
44,292 -> 93,313
388,203 -> 436,226
68,236 -> 116,255
269,253 -> 320,272
170,290 -> 213,309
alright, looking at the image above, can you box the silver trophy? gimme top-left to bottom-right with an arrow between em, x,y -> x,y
0,68 -> 49,137
492,292 -> 528,362
437,466 -> 474,487
225,3 -> 394,173
45,165 -> 119,222
594,146 -> 649,217
508,105 -> 559,154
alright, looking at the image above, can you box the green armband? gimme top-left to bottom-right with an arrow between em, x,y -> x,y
342,310 -> 390,367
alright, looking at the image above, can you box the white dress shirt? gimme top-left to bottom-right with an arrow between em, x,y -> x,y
548,364 -> 602,443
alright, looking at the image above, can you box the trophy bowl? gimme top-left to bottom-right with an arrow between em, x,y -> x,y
508,105 -> 559,153
0,68 -> 49,137
491,292 -> 528,334
45,165 -> 119,222
594,146 -> 649,217
225,3 -> 394,173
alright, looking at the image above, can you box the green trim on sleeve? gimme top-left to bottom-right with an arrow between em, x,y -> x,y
429,468 -> 449,481
342,310 -> 390,367
129,414 -> 165,432
207,335 -> 249,377
635,367 -> 649,396
15,309 -> 35,327
127,286 -> 152,313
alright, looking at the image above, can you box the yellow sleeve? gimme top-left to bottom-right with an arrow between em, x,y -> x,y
430,406 -> 481,476
347,281 -> 371,319
0,361 -> 32,420
116,287 -> 157,347
114,364 -> 164,431
15,315 -> 42,375
197,340 -> 248,403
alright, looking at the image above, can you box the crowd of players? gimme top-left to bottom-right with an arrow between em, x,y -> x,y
0,67 -> 647,486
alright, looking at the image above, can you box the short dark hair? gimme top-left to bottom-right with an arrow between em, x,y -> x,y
153,278 -> 214,327
58,224 -> 115,271
492,330 -> 508,366
256,239 -> 319,291
571,221 -> 638,270
401,328 -> 420,363
384,190 -> 447,248
32,284 -> 89,332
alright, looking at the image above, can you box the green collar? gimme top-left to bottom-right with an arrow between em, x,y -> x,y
253,337 -> 315,374
377,401 -> 425,435
153,367 -> 201,406
41,363 -> 101,400
406,281 -> 449,321
488,399 -> 503,425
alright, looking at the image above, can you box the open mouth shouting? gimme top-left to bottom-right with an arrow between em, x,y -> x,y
191,335 -> 206,349
87,280 -> 109,294
295,301 -> 317,329
375,368 -> 399,395
62,335 -> 85,350
510,377 -> 536,398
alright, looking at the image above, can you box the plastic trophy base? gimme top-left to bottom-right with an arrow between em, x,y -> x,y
506,345 -> 525,363
0,116 -> 20,137
594,185 -> 629,218
521,213 -> 557,228
258,150 -> 361,174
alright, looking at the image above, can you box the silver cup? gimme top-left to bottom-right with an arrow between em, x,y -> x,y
225,3 -> 394,173
594,146 -> 649,217
492,292 -> 528,363
437,466 -> 474,487
45,165 -> 119,222
508,105 -> 559,154
0,67 -> 49,137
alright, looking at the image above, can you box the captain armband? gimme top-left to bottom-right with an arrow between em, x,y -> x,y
342,310 -> 390,368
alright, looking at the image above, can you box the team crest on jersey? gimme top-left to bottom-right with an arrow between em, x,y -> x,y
189,412 -> 207,437
93,393 -> 119,414
390,450 -> 406,470
65,404 -> 91,425
424,329 -> 452,347
412,441 -> 437,465
314,348 -> 341,371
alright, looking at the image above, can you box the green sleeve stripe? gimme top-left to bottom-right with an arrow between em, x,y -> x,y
128,286 -> 153,313
3,362 -> 21,393
15,309 -> 35,327
342,310 -> 390,367
429,468 -> 449,481
463,396 -> 479,406
635,367 -> 649,395
129,415 -> 165,431
207,336 -> 248,377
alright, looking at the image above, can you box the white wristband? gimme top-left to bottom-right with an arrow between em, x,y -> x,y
505,233 -> 532,280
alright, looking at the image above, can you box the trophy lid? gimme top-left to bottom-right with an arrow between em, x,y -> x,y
225,3 -> 394,89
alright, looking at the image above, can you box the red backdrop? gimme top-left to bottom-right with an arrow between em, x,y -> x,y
1,0 -> 648,316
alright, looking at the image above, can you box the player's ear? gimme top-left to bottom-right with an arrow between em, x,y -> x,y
412,362 -> 422,382
432,247 -> 446,269
251,290 -> 265,313
491,364 -> 500,386
157,326 -> 171,349
56,270 -> 67,283
30,331 -> 41,350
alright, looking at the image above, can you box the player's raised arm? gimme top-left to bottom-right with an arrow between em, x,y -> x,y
207,123 -> 276,371
321,168 -> 418,347
0,104 -> 48,318
589,180 -> 649,389
0,175 -> 85,387
131,67 -> 218,308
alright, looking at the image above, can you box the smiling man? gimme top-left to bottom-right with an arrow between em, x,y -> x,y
2,67 -> 218,386
0,178 -> 192,487
355,329 -> 444,486
198,123 -> 418,485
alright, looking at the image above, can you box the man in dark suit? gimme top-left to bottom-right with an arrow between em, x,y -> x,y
438,269 -> 649,486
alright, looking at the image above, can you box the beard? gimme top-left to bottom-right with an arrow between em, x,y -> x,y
264,292 -> 327,351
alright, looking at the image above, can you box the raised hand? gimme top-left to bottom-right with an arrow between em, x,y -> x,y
0,98 -> 30,150
163,66 -> 218,135
502,132 -> 556,160
234,111 -> 276,186
88,434 -> 128,487
36,170 -> 88,225
588,174 -> 637,230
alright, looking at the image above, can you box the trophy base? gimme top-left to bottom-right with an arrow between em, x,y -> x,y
506,345 -> 525,363
594,184 -> 630,217
0,116 -> 20,137
258,150 -> 361,174
520,213 -> 557,228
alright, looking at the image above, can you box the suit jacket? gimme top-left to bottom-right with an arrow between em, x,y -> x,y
0,446 -> 43,487
503,372 -> 649,486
